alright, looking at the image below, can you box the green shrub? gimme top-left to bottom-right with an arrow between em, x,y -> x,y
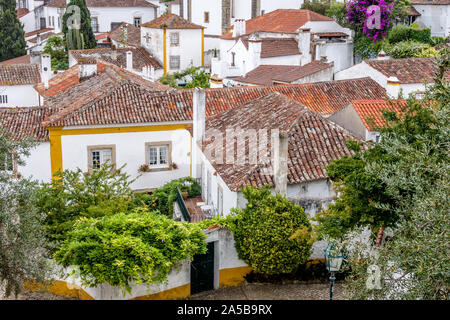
388,25 -> 412,44
385,40 -> 435,58
54,208 -> 207,291
36,163 -> 136,246
231,186 -> 314,275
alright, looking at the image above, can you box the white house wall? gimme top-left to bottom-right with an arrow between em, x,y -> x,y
89,7 -> 157,33
60,128 -> 192,191
18,142 -> 52,183
315,41 -> 353,72
0,85 -> 40,107
413,4 -> 450,37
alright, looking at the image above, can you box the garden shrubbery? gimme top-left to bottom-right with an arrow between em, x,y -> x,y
231,186 -> 314,275
54,208 -> 207,290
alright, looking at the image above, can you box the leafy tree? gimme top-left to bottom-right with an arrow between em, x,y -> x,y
62,0 -> 96,50
36,163 -> 136,247
43,36 -> 69,70
231,186 -> 314,275
0,0 -> 27,62
54,208 -> 207,291
0,129 -> 49,298
318,53 -> 450,299
302,0 -> 333,15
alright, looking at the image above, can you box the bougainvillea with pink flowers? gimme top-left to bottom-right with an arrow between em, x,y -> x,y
345,0 -> 395,42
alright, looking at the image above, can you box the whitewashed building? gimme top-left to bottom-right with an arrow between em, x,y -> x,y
212,9 -> 354,82
335,56 -> 450,98
140,13 -> 205,74
18,0 -> 160,36
171,0 -> 305,51
0,64 -> 42,107
411,0 -> 450,37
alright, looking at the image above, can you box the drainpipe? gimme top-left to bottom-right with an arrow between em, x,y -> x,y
274,131 -> 289,197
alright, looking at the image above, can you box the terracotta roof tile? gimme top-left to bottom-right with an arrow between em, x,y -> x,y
141,13 -> 204,29
350,99 -> 407,131
0,55 -> 31,65
0,107 -> 54,142
234,61 -> 333,85
260,38 -> 300,58
16,8 -> 30,18
70,47 -> 162,70
25,28 -> 54,38
203,93 -> 359,190
365,57 -> 450,84
110,22 -> 141,47
0,64 -> 41,85
204,78 -> 386,116
221,9 -> 333,39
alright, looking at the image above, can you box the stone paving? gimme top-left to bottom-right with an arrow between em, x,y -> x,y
189,281 -> 345,300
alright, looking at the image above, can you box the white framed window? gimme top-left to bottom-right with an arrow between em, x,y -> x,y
0,95 -> 8,104
0,153 -> 14,172
91,17 -> 99,33
169,55 -> 180,69
146,142 -> 172,170
170,32 -> 179,46
134,17 -> 142,28
88,145 -> 115,171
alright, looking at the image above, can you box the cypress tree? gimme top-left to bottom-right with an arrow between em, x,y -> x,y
62,0 -> 96,50
0,0 -> 27,62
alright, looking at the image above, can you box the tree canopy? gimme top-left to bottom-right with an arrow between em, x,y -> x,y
0,0 -> 27,62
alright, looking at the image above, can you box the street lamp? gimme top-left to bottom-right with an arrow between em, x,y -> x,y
324,243 -> 345,300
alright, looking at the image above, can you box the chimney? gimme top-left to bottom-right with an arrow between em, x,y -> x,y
298,29 -> 312,65
273,131 -> 289,197
150,66 -> 155,82
210,74 -> 223,88
232,19 -> 246,37
126,51 -> 133,71
386,76 -> 401,98
192,87 -> 206,178
41,53 -> 52,90
320,56 -> 328,63
78,63 -> 98,82
377,50 -> 389,60
36,33 -> 41,46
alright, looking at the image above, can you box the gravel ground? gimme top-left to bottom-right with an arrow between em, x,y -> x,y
2,281 -> 344,300
190,281 -> 345,300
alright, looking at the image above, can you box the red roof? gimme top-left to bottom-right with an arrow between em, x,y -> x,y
25,28 -> 54,38
141,13 -> 204,29
0,55 -> 31,65
351,100 -> 407,131
0,64 -> 41,85
221,9 -> 333,39
203,93 -> 359,190
16,8 -> 30,18
234,61 -> 333,86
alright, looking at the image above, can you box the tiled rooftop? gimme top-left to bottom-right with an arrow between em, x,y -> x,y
0,64 -> 41,86
70,47 -> 162,71
203,93 -> 359,190
0,107 -> 54,142
141,13 -> 204,29
221,9 -> 333,39
234,61 -> 333,86
365,57 -> 450,84
350,99 -> 407,131
110,22 -> 141,47
0,55 -> 31,65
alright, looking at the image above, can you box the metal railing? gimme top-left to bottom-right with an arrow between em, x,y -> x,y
176,187 -> 191,222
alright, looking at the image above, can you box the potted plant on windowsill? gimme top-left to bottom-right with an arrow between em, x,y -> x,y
171,163 -> 178,170
138,164 -> 151,173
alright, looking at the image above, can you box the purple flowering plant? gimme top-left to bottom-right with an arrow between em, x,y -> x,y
345,0 -> 395,42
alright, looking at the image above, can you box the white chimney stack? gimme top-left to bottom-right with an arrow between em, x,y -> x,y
377,50 -> 389,60
150,66 -> 155,82
386,76 -> 401,98
126,51 -> 133,71
192,87 -> 206,178
273,131 -> 289,197
232,19 -> 246,37
41,53 -> 52,90
36,33 -> 41,46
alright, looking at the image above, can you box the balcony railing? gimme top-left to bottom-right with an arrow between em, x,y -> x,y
176,187 -> 191,222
